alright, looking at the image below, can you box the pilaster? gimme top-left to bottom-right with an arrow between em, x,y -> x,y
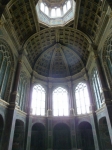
93,48 -> 112,105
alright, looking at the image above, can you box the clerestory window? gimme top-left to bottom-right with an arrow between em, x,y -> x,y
75,83 -> 91,115
31,84 -> 45,116
92,69 -> 102,109
106,37 -> 112,76
36,0 -> 75,27
53,87 -> 69,116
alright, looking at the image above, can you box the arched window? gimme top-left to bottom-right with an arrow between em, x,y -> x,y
53,87 -> 69,116
67,0 -> 71,10
63,4 -> 67,14
51,8 -> 56,17
17,73 -> 28,112
75,83 -> 90,115
40,2 -> 45,12
31,84 -> 45,116
92,69 -> 102,109
0,41 -> 13,101
56,8 -> 61,17
105,37 -> 112,76
45,5 -> 49,16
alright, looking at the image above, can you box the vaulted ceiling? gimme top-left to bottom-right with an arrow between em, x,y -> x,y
0,0 -> 111,77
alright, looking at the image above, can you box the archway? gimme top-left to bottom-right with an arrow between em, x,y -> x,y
31,123 -> 45,150
77,121 -> 95,150
99,117 -> 112,150
12,119 -> 24,150
0,115 -> 3,147
53,123 -> 71,150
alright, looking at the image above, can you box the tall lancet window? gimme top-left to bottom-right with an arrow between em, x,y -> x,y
75,83 -> 91,115
53,87 -> 69,116
105,37 -> 112,76
92,69 -> 102,109
31,84 -> 45,116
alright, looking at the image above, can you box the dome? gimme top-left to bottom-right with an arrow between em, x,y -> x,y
34,43 -> 84,78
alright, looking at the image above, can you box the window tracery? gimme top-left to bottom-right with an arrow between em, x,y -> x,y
0,41 -> 13,101
53,87 -> 69,116
75,83 -> 90,115
92,69 -> 102,109
105,37 -> 112,76
17,72 -> 28,112
31,84 -> 46,116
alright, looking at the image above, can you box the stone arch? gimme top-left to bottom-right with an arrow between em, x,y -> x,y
12,119 -> 24,150
77,121 -> 95,150
53,123 -> 71,150
31,123 -> 46,150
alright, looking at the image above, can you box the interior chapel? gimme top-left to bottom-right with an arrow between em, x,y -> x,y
0,0 -> 112,150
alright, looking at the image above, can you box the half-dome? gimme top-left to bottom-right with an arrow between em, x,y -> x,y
34,43 -> 84,78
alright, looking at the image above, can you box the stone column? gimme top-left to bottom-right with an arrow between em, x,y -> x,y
25,75 -> 33,150
10,55 -> 23,107
25,116 -> 32,150
68,82 -> 75,116
70,118 -> 77,150
47,119 -> 53,150
85,70 -> 95,112
47,83 -> 52,117
93,50 -> 111,104
90,113 -> 102,150
1,109 -> 16,150
1,54 -> 23,150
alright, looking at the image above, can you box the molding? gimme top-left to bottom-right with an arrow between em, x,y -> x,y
0,99 -> 9,108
